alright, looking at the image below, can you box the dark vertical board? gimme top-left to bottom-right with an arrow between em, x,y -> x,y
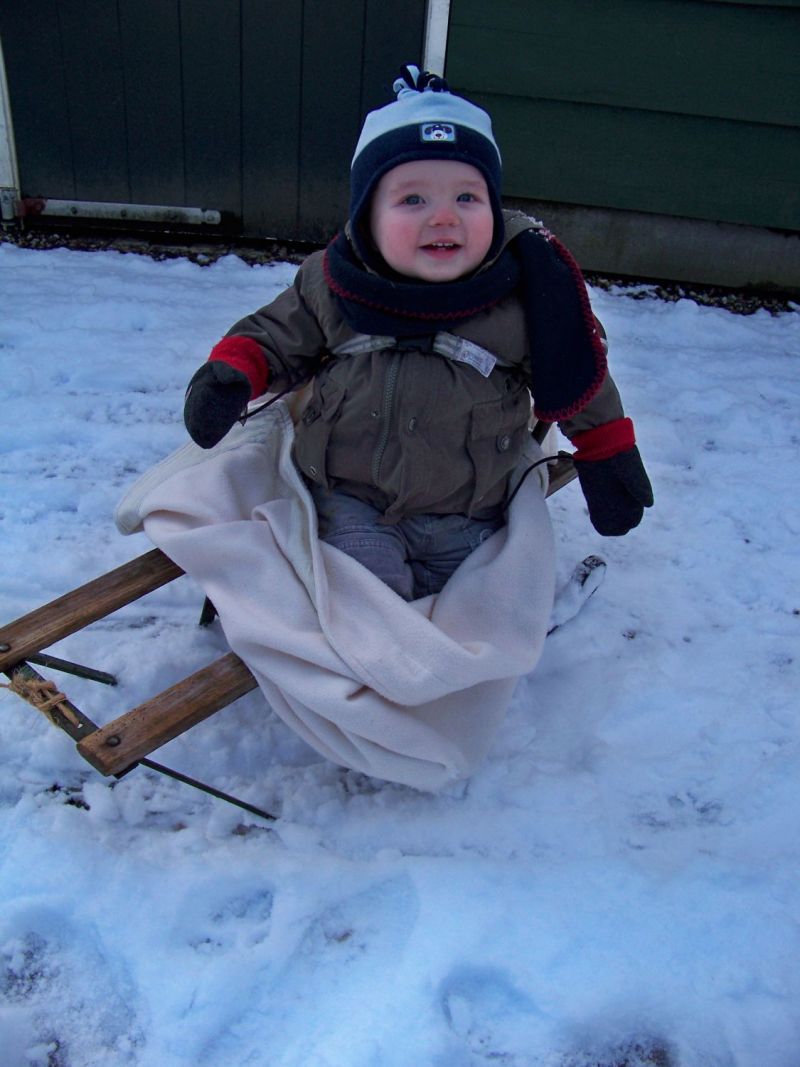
180,0 -> 242,215
240,0 -> 427,240
241,0 -> 303,237
0,1 -> 76,197
118,0 -> 185,205
297,0 -> 367,241
56,0 -> 130,201
360,0 -> 427,117
292,0 -> 428,243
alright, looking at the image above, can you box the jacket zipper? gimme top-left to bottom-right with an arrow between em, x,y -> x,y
371,353 -> 401,486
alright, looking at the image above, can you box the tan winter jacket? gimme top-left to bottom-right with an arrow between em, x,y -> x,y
226,212 -> 624,520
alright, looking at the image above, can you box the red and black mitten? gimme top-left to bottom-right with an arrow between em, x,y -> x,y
183,337 -> 269,449
571,418 -> 654,536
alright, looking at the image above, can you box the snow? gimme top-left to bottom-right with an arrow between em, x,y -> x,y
1,239 -> 799,1067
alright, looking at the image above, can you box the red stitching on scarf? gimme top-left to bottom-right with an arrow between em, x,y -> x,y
531,231 -> 608,422
322,248 -> 503,323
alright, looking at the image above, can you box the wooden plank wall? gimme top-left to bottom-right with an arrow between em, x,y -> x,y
0,0 -> 426,241
446,0 -> 800,232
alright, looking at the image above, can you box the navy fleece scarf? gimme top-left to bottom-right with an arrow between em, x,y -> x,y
323,227 -> 607,421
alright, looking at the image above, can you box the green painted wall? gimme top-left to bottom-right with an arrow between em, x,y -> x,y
446,0 -> 800,232
0,0 -> 426,241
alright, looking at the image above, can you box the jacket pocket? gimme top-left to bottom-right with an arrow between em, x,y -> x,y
466,390 -> 530,512
293,376 -> 346,488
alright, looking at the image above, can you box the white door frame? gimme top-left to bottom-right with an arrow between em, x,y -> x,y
0,35 -> 20,221
423,0 -> 451,76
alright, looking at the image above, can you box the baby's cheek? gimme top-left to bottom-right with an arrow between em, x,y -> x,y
473,215 -> 495,257
373,220 -> 416,268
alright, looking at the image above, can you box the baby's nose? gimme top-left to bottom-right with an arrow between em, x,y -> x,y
429,202 -> 459,225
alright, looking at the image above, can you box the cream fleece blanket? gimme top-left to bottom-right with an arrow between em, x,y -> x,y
115,403 -> 556,790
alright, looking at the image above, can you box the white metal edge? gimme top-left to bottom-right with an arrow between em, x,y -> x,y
0,34 -> 20,194
422,0 -> 451,76
37,200 -> 221,224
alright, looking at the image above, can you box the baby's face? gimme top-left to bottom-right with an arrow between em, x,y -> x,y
368,160 -> 494,282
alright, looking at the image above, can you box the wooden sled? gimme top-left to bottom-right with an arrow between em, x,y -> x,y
1,448 -> 576,785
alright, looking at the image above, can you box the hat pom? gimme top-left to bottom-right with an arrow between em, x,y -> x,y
393,64 -> 449,99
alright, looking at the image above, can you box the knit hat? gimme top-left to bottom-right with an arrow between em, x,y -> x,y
349,65 -> 504,264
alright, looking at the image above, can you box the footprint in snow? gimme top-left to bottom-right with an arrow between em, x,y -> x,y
438,968 -> 672,1067
0,905 -> 145,1066
440,966 -> 547,1063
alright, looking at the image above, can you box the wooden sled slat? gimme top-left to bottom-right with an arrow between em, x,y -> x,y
77,652 -> 257,776
546,452 -> 577,496
0,549 -> 183,672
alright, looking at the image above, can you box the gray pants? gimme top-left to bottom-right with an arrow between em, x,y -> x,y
311,485 -> 505,601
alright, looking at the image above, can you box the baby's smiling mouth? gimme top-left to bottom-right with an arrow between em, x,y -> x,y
422,241 -> 461,251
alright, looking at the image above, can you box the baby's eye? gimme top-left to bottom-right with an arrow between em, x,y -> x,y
401,194 -> 423,205
457,192 -> 477,202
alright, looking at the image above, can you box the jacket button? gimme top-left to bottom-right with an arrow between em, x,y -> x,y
497,434 -> 511,452
308,465 -> 318,476
407,417 -> 417,432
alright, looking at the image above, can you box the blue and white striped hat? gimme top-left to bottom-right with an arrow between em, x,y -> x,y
349,66 -> 504,261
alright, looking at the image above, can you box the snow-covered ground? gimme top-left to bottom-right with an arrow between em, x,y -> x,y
0,239 -> 798,1067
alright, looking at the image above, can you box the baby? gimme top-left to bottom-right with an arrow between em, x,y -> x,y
184,66 -> 653,600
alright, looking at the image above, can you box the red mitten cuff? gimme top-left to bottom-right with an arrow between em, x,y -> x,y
572,417 -> 635,462
209,336 -> 269,399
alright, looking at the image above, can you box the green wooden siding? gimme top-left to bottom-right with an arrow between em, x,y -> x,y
446,0 -> 800,231
0,0 -> 425,241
